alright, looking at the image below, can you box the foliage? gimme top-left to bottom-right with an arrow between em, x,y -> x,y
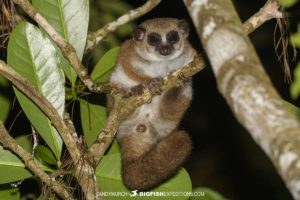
279,0 -> 298,8
0,1 -> 193,199
80,99 -> 106,147
0,185 -> 20,200
32,0 -> 89,88
0,76 -> 11,122
286,2 -> 300,99
91,46 -> 120,83
290,23 -> 300,98
7,22 -> 65,160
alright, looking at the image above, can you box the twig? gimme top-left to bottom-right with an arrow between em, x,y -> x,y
31,126 -> 38,156
85,0 -> 161,52
0,122 -> 72,200
242,0 -> 283,34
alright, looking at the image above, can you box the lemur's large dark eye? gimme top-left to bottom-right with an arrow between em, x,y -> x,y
147,32 -> 161,46
167,31 -> 179,44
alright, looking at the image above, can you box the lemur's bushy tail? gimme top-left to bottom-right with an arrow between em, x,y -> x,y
120,130 -> 192,191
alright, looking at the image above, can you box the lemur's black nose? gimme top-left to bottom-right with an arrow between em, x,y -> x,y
158,45 -> 172,56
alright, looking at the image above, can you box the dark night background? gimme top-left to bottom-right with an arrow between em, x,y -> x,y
1,0 -> 300,199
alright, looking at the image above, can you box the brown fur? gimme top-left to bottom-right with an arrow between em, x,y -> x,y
121,130 -> 192,190
118,40 -> 152,82
159,86 -> 191,121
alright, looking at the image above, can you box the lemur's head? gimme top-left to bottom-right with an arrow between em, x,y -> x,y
132,18 -> 190,61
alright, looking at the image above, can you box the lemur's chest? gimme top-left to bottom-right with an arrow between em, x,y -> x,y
135,95 -> 161,120
132,55 -> 190,78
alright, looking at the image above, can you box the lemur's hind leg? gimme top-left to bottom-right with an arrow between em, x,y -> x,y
120,130 -> 192,191
159,85 -> 192,123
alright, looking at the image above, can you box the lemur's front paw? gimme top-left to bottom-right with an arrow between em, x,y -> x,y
128,84 -> 144,96
146,77 -> 164,95
126,77 -> 164,97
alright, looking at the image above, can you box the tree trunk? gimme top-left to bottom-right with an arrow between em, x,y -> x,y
184,0 -> 300,199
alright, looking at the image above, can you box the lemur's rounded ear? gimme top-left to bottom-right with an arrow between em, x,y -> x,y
178,19 -> 190,36
133,26 -> 146,41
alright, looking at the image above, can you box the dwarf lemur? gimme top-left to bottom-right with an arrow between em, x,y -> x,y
108,18 -> 196,190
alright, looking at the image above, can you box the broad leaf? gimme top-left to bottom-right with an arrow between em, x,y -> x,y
291,23 -> 300,47
0,76 -> 11,122
0,185 -> 20,200
80,99 -> 106,147
91,47 -> 120,83
7,22 -> 64,160
290,63 -> 300,99
106,140 -> 120,155
35,145 -> 57,165
96,153 -> 192,200
0,129 -> 54,184
33,0 -> 90,86
15,135 -> 32,153
0,145 -> 32,184
0,134 -> 35,184
279,0 -> 298,8
285,101 -> 300,119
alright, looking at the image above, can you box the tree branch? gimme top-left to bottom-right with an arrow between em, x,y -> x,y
0,122 -> 72,200
0,60 -> 100,200
242,0 -> 283,34
85,0 -> 161,52
184,0 -> 300,199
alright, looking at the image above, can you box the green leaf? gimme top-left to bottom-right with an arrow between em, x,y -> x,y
0,76 -> 11,122
96,153 -> 192,200
33,0 -> 89,86
7,22 -> 64,160
279,0 -> 298,8
91,47 -> 120,83
284,101 -> 300,119
35,145 -> 57,165
290,63 -> 300,99
0,185 -> 20,200
0,145 -> 32,184
80,99 -> 107,147
15,135 -> 32,153
106,140 -> 120,155
190,188 -> 226,200
291,24 -> 300,47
